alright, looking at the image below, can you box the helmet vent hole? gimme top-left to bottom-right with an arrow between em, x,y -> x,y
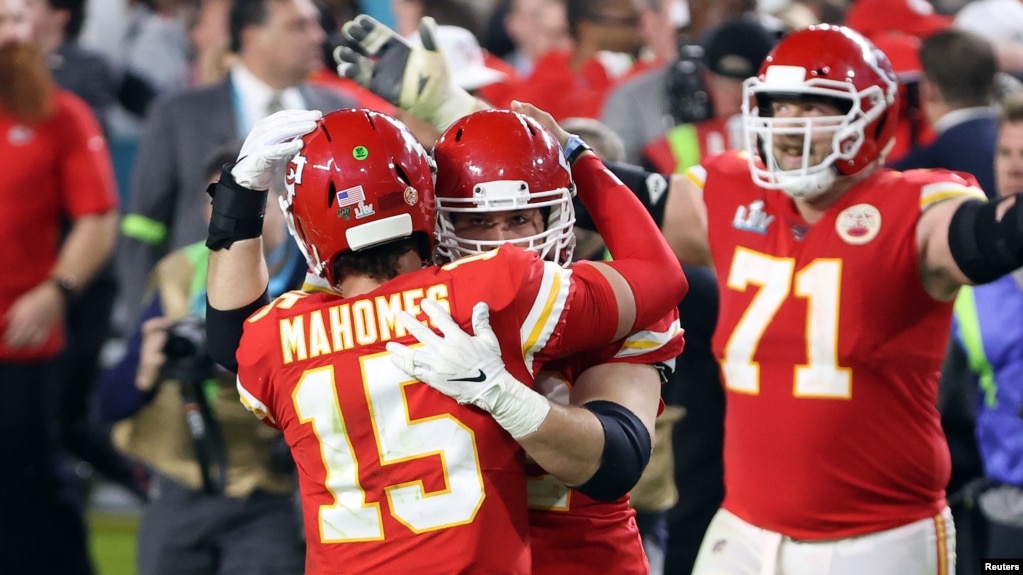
394,163 -> 412,186
454,127 -> 464,141
322,124 -> 333,142
328,181 -> 336,207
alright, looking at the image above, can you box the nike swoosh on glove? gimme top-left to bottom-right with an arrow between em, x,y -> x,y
386,298 -> 550,438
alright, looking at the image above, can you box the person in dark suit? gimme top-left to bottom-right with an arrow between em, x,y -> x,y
890,29 -> 1000,198
115,0 -> 355,333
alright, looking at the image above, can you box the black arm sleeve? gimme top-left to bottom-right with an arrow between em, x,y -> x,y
574,400 -> 653,502
948,194 -> 1023,284
205,289 -> 271,373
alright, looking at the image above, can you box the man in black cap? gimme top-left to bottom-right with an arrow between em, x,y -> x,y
600,6 -> 782,165
642,16 -> 778,174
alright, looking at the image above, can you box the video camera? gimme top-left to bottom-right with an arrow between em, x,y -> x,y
160,315 -> 217,382
160,315 -> 227,494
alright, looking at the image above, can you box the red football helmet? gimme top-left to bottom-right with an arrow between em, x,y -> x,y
279,108 -> 436,287
431,109 -> 576,265
741,24 -> 899,199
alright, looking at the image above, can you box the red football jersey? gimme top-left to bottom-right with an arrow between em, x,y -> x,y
528,309 -> 684,575
691,152 -> 985,539
0,90 -> 117,361
237,246 -> 629,575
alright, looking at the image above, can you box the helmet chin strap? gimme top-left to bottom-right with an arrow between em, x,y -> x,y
778,166 -> 837,200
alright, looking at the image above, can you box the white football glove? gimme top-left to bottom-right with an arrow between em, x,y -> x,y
335,15 -> 487,131
231,109 -> 322,190
386,299 -> 551,438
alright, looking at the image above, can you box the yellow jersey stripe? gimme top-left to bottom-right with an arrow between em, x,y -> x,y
520,263 -> 572,377
919,182 -> 986,210
236,378 -> 275,424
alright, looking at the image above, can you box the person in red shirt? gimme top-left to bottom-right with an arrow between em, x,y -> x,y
0,0 -> 118,572
502,0 -> 644,119
204,106 -> 685,574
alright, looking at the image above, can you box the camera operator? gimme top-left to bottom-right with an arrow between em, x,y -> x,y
94,147 -> 308,575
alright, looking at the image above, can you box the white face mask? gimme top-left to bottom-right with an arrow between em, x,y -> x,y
740,66 -> 892,201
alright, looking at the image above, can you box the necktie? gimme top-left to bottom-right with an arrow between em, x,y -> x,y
266,92 -> 284,117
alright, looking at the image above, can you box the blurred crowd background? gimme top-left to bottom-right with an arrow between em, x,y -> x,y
3,0 -> 1023,573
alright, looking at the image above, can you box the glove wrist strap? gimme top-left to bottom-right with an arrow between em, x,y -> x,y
489,378 -> 550,438
206,164 -> 268,251
427,88 -> 489,132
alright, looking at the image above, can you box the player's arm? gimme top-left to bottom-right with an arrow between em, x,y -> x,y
661,170 -> 713,266
512,102 -> 688,338
603,162 -> 712,267
388,299 -> 660,499
520,101 -> 709,270
536,312 -> 682,497
234,308 -> 281,428
599,164 -> 714,267
552,362 -> 661,498
475,361 -> 661,500
917,180 -> 1023,300
597,162 -> 713,267
205,110 -> 321,371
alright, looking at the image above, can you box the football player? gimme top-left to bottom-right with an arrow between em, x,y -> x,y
335,16 -> 686,574
205,107 -> 685,574
662,25 -> 1018,574
340,16 -> 1023,574
335,13 -> 687,568
395,105 -> 684,575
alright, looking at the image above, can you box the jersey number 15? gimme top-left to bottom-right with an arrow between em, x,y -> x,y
293,354 -> 486,542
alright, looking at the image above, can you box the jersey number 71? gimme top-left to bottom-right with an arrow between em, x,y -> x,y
722,247 -> 852,399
